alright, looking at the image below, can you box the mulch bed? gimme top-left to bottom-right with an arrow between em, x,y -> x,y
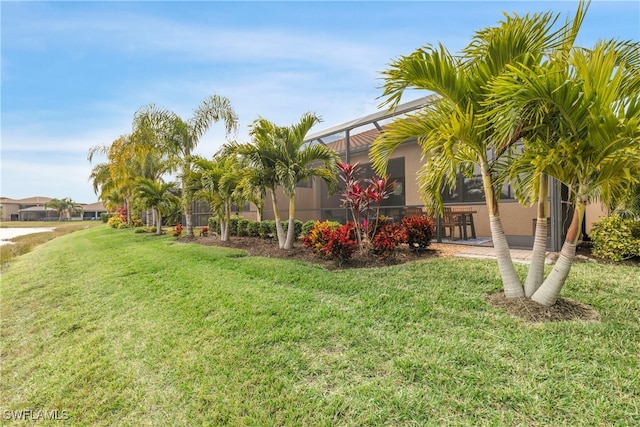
191,234 -> 466,270
181,234 -> 613,323
485,292 -> 600,323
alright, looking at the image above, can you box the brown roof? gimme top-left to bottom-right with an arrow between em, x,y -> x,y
0,196 -> 52,205
81,202 -> 106,211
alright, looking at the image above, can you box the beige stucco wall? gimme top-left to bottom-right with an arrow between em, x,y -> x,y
1,203 -> 20,221
585,201 -> 609,234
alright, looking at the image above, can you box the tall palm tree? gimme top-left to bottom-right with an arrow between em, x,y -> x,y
234,113 -> 339,249
191,149 -> 245,242
486,39 -> 640,305
133,95 -> 238,237
273,112 -> 339,249
233,118 -> 289,248
135,178 -> 179,235
371,6 -> 583,298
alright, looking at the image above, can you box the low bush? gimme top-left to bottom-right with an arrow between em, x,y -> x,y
107,215 -> 126,229
302,221 -> 341,255
173,224 -> 183,237
401,215 -> 435,252
260,220 -> 276,239
228,216 -> 240,236
208,216 -> 220,234
237,218 -> 250,237
590,215 -> 640,261
321,223 -> 358,266
100,213 -> 113,223
371,223 -> 406,260
246,221 -> 262,237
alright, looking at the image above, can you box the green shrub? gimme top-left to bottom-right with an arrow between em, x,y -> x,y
228,216 -> 240,236
134,227 -> 154,234
208,216 -> 220,234
590,215 -> 640,261
101,213 -> 113,223
246,220 -> 261,237
260,220 -> 276,239
237,218 -> 250,237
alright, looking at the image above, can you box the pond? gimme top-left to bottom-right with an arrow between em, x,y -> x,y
0,228 -> 56,246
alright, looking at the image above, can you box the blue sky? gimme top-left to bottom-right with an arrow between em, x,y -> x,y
2,1 -> 638,203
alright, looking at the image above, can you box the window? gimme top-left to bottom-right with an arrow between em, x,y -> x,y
441,173 -> 515,203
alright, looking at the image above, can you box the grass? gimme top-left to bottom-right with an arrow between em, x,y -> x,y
0,221 -> 101,270
1,226 -> 639,425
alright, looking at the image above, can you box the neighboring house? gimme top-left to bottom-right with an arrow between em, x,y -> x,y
0,196 -> 52,221
0,196 -> 107,221
81,201 -> 107,220
240,95 -> 609,250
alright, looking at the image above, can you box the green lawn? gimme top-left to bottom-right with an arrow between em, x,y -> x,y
1,226 -> 638,426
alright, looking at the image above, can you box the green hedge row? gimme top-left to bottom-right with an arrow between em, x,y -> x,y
207,216 -> 315,240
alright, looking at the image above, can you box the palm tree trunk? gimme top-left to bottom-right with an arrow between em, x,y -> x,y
221,202 -> 230,242
480,162 -> 523,298
531,200 -> 584,307
490,215 -> 524,298
270,190 -> 286,249
284,196 -> 296,250
524,174 -> 549,297
126,196 -> 132,227
155,207 -> 162,235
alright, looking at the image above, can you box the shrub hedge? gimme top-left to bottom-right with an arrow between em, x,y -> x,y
590,215 -> 640,261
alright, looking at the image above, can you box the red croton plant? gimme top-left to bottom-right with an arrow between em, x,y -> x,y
337,162 -> 396,252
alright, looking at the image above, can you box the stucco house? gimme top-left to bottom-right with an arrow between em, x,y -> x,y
0,196 -> 107,221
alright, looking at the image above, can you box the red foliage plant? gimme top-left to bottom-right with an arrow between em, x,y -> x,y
321,223 -> 359,265
371,223 -> 406,260
337,162 -> 396,250
303,221 -> 340,255
115,206 -> 128,222
401,215 -> 435,252
173,224 -> 183,237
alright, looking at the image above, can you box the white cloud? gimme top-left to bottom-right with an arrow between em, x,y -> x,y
1,159 -> 97,203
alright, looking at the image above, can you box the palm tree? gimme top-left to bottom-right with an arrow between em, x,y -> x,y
135,178 -> 179,235
486,39 -> 640,305
370,6 -> 584,298
191,148 -> 245,242
88,134 -> 152,226
46,197 -> 81,221
273,112 -> 339,249
233,118 -> 289,248
133,95 -> 238,237
234,113 -> 339,249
